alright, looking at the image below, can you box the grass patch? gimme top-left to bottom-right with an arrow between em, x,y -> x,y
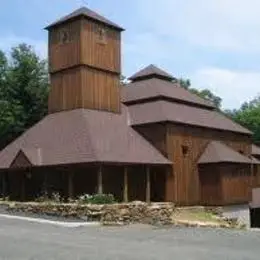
172,208 -> 223,224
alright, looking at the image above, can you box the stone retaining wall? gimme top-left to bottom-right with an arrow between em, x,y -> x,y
1,201 -> 175,225
0,201 -> 243,228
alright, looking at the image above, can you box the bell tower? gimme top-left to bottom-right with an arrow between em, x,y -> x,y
45,7 -> 124,113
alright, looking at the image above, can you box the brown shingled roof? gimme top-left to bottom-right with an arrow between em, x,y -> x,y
252,144 -> 260,156
0,106 -> 170,169
129,64 -> 175,82
45,7 -> 124,31
122,78 -> 215,109
127,100 -> 252,135
198,141 -> 252,164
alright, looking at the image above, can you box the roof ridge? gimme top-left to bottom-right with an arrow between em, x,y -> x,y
129,64 -> 175,82
45,6 -> 124,31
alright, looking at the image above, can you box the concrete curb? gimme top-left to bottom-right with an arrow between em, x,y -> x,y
0,214 -> 100,228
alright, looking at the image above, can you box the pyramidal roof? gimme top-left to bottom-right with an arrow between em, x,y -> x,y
198,141 -> 252,164
129,64 -> 175,82
45,7 -> 124,31
126,100 -> 252,135
123,64 -> 215,109
0,107 -> 170,169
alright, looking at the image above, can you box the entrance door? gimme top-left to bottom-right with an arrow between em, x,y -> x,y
150,167 -> 166,202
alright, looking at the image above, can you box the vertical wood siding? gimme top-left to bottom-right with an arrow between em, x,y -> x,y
81,67 -> 120,113
48,17 -> 121,113
81,19 -> 121,73
165,123 -> 252,205
49,20 -> 81,73
220,164 -> 253,204
199,164 -> 222,205
49,67 -> 120,113
134,123 -> 167,156
48,67 -> 82,113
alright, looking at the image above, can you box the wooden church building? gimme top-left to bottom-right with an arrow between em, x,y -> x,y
0,7 -> 259,205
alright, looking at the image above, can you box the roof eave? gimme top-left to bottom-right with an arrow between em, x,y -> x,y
198,160 -> 252,165
45,14 -> 124,31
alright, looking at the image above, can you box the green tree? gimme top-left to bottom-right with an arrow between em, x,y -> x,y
178,78 -> 191,90
225,96 -> 260,143
178,78 -> 222,109
0,44 -> 49,148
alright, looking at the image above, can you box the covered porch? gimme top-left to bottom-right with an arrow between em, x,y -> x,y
0,163 -> 168,203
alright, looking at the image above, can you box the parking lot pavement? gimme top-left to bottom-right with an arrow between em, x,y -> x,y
1,217 -> 260,260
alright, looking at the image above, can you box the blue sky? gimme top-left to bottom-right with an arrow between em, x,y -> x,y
1,0 -> 260,109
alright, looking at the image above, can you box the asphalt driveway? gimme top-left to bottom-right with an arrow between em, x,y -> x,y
0,217 -> 260,260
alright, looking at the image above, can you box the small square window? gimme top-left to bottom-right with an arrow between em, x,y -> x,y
182,145 -> 189,156
97,28 -> 107,44
60,30 -> 70,44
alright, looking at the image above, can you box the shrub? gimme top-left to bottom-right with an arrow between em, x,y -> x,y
78,193 -> 116,204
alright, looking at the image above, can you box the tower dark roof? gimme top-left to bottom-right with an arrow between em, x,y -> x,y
129,64 -> 176,82
45,7 -> 124,31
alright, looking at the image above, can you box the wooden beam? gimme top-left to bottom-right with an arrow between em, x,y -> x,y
68,172 -> 74,199
123,166 -> 128,202
97,166 -> 103,194
1,173 -> 6,199
146,166 -> 151,203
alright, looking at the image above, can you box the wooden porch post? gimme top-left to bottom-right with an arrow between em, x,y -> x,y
97,165 -> 103,194
123,166 -> 128,202
21,173 -> 25,201
146,165 -> 151,203
68,172 -> 74,199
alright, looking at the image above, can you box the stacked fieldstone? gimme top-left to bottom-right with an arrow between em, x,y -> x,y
2,201 -> 175,225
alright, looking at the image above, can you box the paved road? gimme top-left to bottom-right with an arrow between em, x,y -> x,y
1,218 -> 260,260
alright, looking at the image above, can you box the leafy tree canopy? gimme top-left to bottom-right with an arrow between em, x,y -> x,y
225,96 -> 260,144
178,78 -> 222,109
0,44 -> 49,149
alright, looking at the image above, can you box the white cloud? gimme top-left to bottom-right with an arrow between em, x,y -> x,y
137,0 -> 260,53
0,35 -> 47,59
192,67 -> 260,109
